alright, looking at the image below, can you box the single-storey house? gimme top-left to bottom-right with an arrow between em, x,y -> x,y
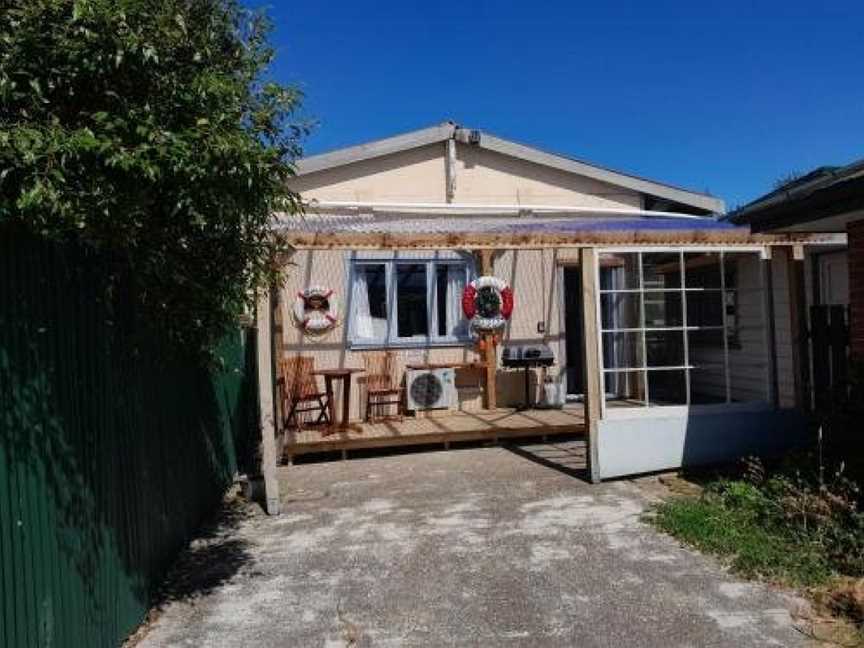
730,159 -> 863,412
259,121 -> 845,485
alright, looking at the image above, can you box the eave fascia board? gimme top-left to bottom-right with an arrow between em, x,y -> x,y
477,134 -> 725,214
295,123 -> 456,175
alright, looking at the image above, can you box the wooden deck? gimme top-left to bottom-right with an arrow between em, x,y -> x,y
282,407 -> 586,462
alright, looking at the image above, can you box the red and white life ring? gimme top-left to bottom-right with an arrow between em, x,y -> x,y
293,287 -> 338,334
462,276 -> 514,331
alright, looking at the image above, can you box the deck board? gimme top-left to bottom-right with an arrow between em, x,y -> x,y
282,407 -> 586,460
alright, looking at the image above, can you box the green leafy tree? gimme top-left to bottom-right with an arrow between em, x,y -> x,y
0,0 -> 305,353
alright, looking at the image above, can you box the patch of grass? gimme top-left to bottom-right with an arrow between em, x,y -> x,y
652,491 -> 832,587
650,454 -> 864,643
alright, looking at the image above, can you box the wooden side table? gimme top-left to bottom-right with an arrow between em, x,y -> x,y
311,368 -> 365,434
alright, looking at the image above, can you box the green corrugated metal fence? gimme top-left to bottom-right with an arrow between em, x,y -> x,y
0,226 -> 255,647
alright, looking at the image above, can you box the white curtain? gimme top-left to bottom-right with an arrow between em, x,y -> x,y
352,268 -> 374,339
445,266 -> 467,337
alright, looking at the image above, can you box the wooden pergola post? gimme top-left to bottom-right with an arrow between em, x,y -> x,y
255,288 -> 281,515
787,246 -> 811,411
479,249 -> 498,410
579,247 -> 602,483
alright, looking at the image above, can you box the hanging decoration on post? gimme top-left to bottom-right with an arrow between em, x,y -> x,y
293,286 -> 339,334
462,276 -> 513,331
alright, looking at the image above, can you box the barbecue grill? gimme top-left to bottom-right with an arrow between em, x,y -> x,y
502,344 -> 555,409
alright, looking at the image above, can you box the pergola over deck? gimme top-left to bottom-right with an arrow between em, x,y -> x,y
277,203 -> 840,250
252,205 -> 845,511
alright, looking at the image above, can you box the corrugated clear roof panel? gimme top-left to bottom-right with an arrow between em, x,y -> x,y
275,211 -> 743,236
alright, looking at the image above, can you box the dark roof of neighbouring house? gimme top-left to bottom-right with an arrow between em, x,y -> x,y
729,158 -> 864,232
294,121 -> 725,214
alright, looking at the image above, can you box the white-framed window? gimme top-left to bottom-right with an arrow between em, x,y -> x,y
348,259 -> 472,347
598,249 -> 768,408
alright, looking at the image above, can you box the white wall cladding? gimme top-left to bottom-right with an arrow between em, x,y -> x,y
597,408 -> 809,479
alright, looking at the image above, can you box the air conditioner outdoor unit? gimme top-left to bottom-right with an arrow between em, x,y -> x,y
405,368 -> 455,411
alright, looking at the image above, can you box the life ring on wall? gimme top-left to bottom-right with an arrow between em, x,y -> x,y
462,276 -> 514,331
293,287 -> 338,334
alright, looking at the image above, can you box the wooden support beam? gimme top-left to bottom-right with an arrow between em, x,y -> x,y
255,288 -> 281,515
270,291 -> 286,445
282,229 -> 845,251
580,247 -> 602,483
787,250 -> 811,412
761,257 -> 780,408
479,249 -> 497,410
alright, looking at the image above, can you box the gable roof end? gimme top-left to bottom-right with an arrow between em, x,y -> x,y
295,122 -> 457,175
295,122 -> 724,214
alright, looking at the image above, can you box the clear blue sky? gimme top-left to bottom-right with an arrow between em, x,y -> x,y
264,1 -> 864,209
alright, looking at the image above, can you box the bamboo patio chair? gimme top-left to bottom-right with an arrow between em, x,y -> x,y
363,351 -> 403,422
278,356 -> 330,431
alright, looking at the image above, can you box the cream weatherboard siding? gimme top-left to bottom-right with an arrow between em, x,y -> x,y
289,142 -> 644,209
450,145 -> 643,209
290,144 -> 448,203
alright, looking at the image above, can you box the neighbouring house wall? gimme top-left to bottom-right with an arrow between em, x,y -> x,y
848,220 -> 864,358
801,245 -> 849,411
289,142 -> 643,210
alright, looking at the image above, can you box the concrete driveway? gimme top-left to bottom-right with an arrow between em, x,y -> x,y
139,444 -> 811,647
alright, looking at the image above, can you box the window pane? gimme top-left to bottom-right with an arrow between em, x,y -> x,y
644,291 -> 682,327
646,330 -> 685,367
604,370 -> 646,406
396,264 -> 428,338
602,332 -> 643,370
599,253 -> 640,290
352,264 -> 388,341
689,330 -> 727,404
686,291 -> 723,328
684,252 -> 722,289
642,252 -> 681,289
648,370 -> 687,406
436,264 -> 467,338
601,293 -> 641,330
